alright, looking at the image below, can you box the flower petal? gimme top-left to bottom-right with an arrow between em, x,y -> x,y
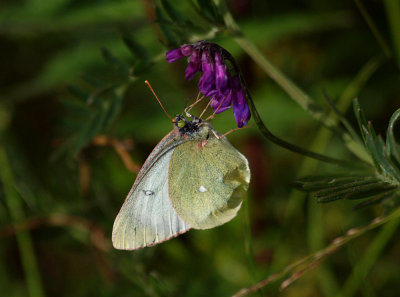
166,49 -> 184,63
180,44 -> 193,56
210,93 -> 232,114
185,50 -> 201,80
231,76 -> 251,127
215,52 -> 229,96
198,51 -> 216,96
166,44 -> 193,63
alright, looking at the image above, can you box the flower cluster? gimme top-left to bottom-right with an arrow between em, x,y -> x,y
166,40 -> 251,127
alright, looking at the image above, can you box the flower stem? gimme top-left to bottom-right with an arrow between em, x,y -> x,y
354,0 -> 392,59
213,0 -> 372,166
384,0 -> 400,68
214,0 -> 335,127
242,199 -> 264,297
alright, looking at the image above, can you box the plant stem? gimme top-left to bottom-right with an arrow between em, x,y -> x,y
0,143 -> 45,297
214,0 -> 335,127
213,0 -> 370,165
242,199 -> 263,297
354,0 -> 392,58
383,0 -> 400,68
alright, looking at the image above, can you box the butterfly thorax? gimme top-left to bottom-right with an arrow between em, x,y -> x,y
173,115 -> 203,136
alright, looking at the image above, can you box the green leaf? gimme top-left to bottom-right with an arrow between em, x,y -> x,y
66,85 -> 90,102
161,0 -> 190,26
155,6 -> 180,46
81,74 -> 106,88
101,94 -> 123,131
100,48 -> 130,77
294,174 -> 374,191
71,104 -> 108,155
122,35 -> 150,62
363,127 -> 400,181
295,172 -> 398,205
195,0 -> 221,23
386,108 -> 400,164
314,178 -> 384,196
316,181 -> 396,203
353,190 -> 398,210
323,92 -> 363,145
59,97 -> 92,117
353,99 -> 369,143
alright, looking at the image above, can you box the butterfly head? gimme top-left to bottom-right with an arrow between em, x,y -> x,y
172,115 -> 203,136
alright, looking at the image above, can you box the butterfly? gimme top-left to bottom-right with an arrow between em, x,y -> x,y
112,114 -> 251,250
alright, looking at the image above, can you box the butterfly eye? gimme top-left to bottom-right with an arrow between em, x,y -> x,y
177,120 -> 186,128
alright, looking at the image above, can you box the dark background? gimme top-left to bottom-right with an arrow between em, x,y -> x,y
1,0 -> 400,296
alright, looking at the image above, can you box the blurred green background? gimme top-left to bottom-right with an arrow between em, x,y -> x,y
1,0 -> 400,296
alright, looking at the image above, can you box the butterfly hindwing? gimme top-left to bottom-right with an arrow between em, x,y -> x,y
168,124 -> 250,230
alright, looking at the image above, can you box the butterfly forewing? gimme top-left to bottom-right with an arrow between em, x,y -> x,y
112,130 -> 191,250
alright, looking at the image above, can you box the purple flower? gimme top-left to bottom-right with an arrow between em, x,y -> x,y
198,51 -> 216,97
166,44 -> 193,62
214,52 -> 229,96
185,50 -> 201,80
231,76 -> 251,127
166,40 -> 251,127
210,93 -> 232,114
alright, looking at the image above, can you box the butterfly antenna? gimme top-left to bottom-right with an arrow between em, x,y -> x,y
144,80 -> 172,120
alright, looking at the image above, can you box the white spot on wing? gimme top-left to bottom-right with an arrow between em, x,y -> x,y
143,190 -> 154,196
199,185 -> 207,193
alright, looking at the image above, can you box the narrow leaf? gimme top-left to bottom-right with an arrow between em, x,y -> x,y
196,0 -> 221,23
101,95 -> 123,131
294,174 -> 373,191
155,6 -> 180,46
386,108 -> 400,164
72,105 -> 108,155
100,48 -> 130,77
353,190 -> 398,210
122,35 -> 150,61
323,92 -> 363,145
364,127 -> 400,181
353,99 -> 369,143
67,85 -> 89,102
161,0 -> 189,26
316,182 -> 396,203
314,178 -> 384,198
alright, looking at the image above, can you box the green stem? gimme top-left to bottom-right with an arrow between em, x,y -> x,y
384,0 -> 400,68
242,199 -> 263,297
247,91 -> 362,168
214,0 -> 335,127
0,143 -> 45,297
354,0 -> 392,58
213,0 -> 369,167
